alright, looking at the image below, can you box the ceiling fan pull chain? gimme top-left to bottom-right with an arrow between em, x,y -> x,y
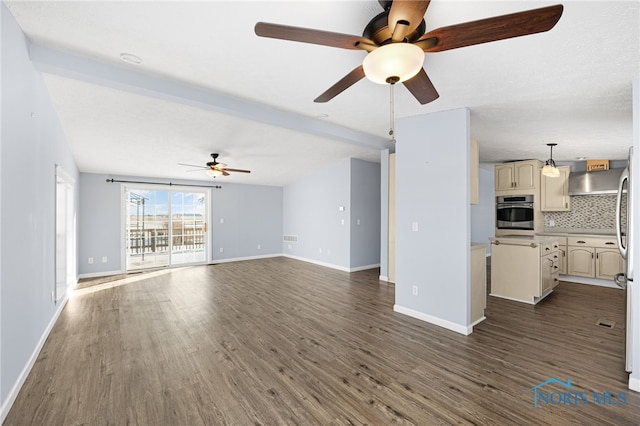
389,82 -> 396,143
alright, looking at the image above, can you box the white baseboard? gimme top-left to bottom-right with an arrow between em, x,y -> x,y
210,253 -> 282,264
0,294 -> 69,424
630,375 -> 640,392
282,254 -> 379,273
559,275 -> 621,289
77,269 -> 123,279
379,275 -> 389,282
393,304 -> 472,335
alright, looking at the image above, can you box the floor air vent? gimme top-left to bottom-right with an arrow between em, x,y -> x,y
283,235 -> 298,243
596,319 -> 615,329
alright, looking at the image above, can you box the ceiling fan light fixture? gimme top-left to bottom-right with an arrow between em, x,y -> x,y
542,143 -> 560,177
206,168 -> 223,177
362,43 -> 424,84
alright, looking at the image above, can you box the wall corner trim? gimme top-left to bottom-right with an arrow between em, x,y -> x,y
393,304 -> 472,336
630,376 -> 640,392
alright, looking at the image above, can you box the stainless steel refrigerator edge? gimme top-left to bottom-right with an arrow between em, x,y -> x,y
616,147 -> 635,374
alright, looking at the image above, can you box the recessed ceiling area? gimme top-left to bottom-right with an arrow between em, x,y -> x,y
5,1 -> 639,185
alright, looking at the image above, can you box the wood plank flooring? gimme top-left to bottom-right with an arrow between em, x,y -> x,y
5,257 -> 640,425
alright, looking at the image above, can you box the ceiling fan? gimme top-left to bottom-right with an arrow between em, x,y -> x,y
255,0 -> 563,105
179,153 -> 251,178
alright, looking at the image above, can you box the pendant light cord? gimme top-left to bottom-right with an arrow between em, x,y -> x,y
389,82 -> 396,143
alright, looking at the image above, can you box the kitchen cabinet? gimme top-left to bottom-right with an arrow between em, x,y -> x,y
596,248 -> 625,280
490,236 -> 560,304
541,165 -> 571,211
567,236 -> 624,280
567,246 -> 595,277
495,160 -> 543,192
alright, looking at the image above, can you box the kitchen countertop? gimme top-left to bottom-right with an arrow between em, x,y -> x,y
490,235 -> 560,244
538,228 -> 616,237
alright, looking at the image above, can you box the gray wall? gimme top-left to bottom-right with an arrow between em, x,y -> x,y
282,157 -> 381,271
350,158 -> 381,268
394,108 -> 471,332
78,173 -> 283,275
211,182 -> 283,261
283,158 -> 351,268
1,3 -> 79,415
470,166 -> 495,254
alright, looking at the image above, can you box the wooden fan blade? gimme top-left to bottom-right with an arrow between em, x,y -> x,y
222,171 -> 230,177
419,5 -> 563,52
403,68 -> 439,105
223,168 -> 251,174
314,65 -> 366,103
389,0 -> 430,42
255,22 -> 374,50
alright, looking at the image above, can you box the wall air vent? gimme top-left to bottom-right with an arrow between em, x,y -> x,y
283,235 -> 298,243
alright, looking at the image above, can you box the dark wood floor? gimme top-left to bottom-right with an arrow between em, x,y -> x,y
5,257 -> 640,425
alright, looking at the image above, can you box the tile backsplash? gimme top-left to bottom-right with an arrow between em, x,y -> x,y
544,194 -> 627,230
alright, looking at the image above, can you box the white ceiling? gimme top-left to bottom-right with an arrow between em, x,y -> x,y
5,1 -> 639,186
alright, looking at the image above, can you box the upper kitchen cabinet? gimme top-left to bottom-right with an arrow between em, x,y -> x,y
541,165 -> 571,211
495,160 -> 543,193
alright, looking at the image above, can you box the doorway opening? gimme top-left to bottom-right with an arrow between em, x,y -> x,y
124,186 -> 209,271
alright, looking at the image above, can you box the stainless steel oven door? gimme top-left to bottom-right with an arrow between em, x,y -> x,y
496,203 -> 534,230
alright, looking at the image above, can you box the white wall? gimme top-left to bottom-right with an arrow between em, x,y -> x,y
1,3 -> 79,419
394,108 -> 472,334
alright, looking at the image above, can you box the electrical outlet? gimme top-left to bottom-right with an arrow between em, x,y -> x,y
356,219 -> 361,225
412,285 -> 418,296
319,248 -> 322,254
341,219 -> 345,225
88,257 -> 93,264
412,222 -> 419,232
219,247 -> 224,253
220,218 -> 224,224
288,244 -> 292,250
327,249 -> 331,255
101,256 -> 107,263
51,291 -> 55,302
549,219 -> 555,227
257,244 -> 261,250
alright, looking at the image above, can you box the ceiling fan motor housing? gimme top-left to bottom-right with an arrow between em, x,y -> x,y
363,10 -> 426,45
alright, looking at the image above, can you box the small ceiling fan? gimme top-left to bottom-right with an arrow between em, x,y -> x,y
179,153 -> 251,178
255,0 -> 563,104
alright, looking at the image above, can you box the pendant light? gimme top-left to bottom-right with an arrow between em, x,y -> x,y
542,143 -> 560,177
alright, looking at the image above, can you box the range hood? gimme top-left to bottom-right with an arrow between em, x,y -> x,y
568,168 -> 624,195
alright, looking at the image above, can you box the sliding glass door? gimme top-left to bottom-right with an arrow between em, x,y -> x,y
125,186 -> 208,271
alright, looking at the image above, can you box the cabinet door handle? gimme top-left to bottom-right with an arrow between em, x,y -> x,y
545,247 -> 550,251
577,240 -> 586,244
605,242 -> 615,245
591,253 -> 594,259
554,255 -> 558,259
596,253 -> 599,259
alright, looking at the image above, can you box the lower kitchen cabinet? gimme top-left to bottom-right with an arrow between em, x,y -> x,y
558,245 -> 568,274
490,236 -> 560,304
596,248 -> 625,280
567,236 -> 624,280
567,247 -> 595,277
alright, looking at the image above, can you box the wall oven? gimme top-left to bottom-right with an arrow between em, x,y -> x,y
496,195 -> 534,230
